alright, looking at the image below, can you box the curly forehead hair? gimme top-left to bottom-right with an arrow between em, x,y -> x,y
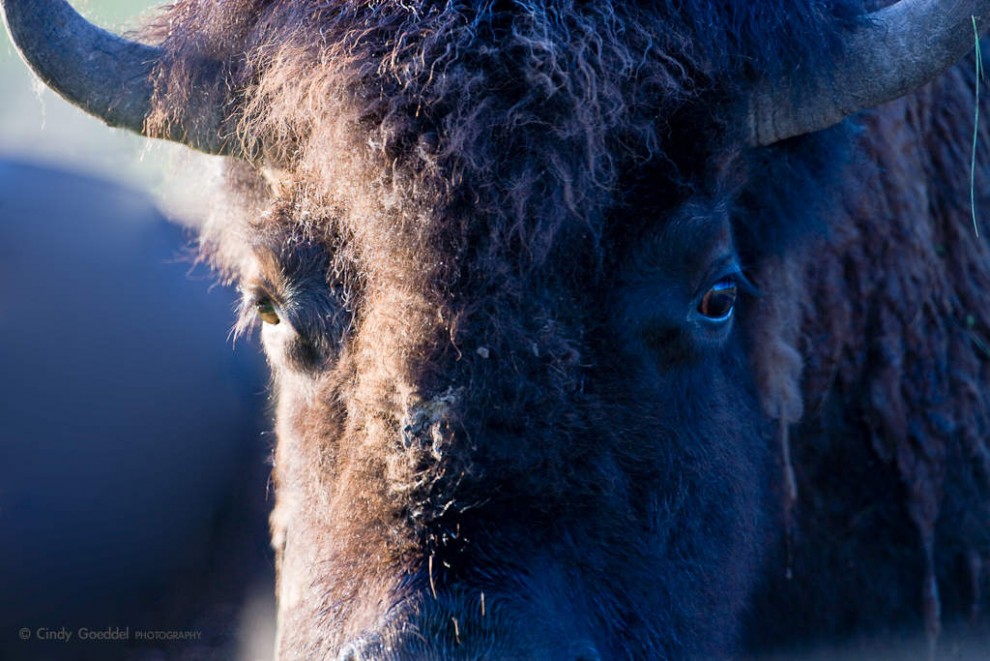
143,0 -> 862,265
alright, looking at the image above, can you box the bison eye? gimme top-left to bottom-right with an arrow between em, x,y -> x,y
255,298 -> 281,325
697,278 -> 737,322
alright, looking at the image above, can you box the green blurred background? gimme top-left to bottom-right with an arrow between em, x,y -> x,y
0,0 -> 190,202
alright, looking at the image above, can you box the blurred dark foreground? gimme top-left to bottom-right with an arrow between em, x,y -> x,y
0,157 -> 274,661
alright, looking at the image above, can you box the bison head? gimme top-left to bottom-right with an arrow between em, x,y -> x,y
5,0 -> 988,658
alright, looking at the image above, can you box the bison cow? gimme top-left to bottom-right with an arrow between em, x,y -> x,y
4,0 -> 990,658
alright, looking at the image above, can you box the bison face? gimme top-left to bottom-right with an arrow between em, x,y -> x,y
234,164 -> 774,658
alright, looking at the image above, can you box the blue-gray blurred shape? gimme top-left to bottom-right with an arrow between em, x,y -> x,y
0,157 -> 271,660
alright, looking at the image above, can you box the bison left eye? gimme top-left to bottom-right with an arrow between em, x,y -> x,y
697,278 -> 737,322
255,298 -> 281,325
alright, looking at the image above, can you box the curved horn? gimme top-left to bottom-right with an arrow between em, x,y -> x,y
748,0 -> 990,146
1,0 -> 235,156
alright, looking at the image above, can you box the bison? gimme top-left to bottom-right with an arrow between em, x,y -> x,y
4,0 -> 990,658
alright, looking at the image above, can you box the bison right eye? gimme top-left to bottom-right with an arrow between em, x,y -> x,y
697,278 -> 737,322
255,298 -> 281,325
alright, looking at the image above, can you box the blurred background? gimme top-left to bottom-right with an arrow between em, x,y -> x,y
1,0 -> 183,193
1,2 -> 276,659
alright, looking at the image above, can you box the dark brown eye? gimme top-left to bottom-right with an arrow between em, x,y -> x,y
698,278 -> 737,322
256,298 -> 281,325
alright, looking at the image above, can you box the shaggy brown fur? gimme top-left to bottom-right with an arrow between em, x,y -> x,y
132,1 -> 990,658
749,59 -> 990,646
